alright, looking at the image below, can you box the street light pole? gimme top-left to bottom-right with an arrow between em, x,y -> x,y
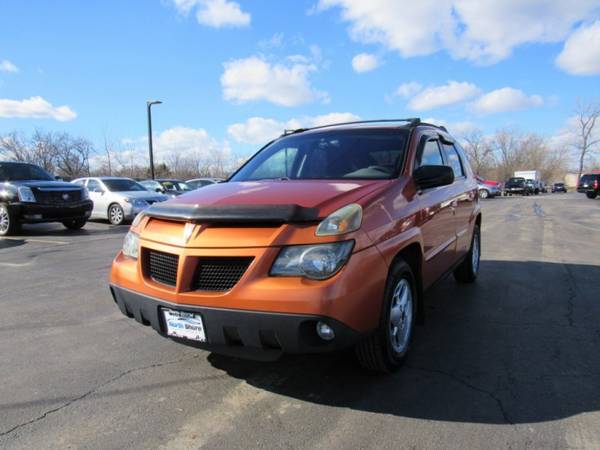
146,100 -> 162,179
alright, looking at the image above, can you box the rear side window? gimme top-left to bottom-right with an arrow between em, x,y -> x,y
416,139 -> 444,168
443,143 -> 464,178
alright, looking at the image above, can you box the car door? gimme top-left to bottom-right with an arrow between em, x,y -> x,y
86,179 -> 107,218
414,136 -> 458,287
441,140 -> 477,258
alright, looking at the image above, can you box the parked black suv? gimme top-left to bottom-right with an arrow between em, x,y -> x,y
577,173 -> 600,199
0,161 -> 93,236
504,177 -> 532,196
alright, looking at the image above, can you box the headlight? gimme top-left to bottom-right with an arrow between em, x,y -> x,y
17,186 -> 36,203
271,241 -> 354,280
122,230 -> 140,259
316,204 -> 362,236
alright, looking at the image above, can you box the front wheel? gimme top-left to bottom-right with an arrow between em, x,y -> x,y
355,259 -> 416,372
478,189 -> 489,199
586,192 -> 598,199
62,218 -> 87,230
108,204 -> 125,225
0,203 -> 19,237
454,224 -> 480,283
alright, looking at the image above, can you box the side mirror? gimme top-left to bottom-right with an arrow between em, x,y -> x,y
155,187 -> 164,193
413,165 -> 454,190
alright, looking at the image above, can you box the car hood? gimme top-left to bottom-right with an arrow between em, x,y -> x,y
7,180 -> 82,189
166,179 -> 393,217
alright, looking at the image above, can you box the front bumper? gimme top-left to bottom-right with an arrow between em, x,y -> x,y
13,200 -> 93,223
110,284 -> 364,361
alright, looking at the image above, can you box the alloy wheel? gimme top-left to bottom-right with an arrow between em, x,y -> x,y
0,205 -> 9,234
389,278 -> 413,354
110,205 -> 124,225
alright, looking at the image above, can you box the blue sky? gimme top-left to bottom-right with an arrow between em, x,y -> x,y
1,0 -> 599,163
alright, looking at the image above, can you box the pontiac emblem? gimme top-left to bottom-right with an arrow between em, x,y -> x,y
183,223 -> 196,244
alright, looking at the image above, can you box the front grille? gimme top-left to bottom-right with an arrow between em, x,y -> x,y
33,189 -> 82,204
192,257 -> 253,291
143,249 -> 179,286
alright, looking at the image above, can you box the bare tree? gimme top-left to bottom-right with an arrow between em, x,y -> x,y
461,130 -> 495,176
573,100 -> 600,179
0,129 -> 94,178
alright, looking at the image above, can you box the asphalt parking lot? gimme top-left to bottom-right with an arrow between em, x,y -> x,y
1,193 -> 599,449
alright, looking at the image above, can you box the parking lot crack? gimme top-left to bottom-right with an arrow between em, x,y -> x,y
406,365 -> 514,425
0,355 -> 201,438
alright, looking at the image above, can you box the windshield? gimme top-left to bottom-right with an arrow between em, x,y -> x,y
161,181 -> 191,191
103,179 -> 146,192
230,129 -> 409,181
0,162 -> 54,181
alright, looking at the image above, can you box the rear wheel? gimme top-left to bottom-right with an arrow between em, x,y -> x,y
108,203 -> 125,225
62,218 -> 87,230
454,224 -> 480,283
478,189 -> 489,199
355,259 -> 416,372
0,203 -> 19,237
586,192 -> 598,199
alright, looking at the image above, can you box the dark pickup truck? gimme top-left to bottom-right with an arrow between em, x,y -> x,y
504,177 -> 532,196
0,161 -> 93,236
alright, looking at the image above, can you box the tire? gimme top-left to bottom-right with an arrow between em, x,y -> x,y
0,203 -> 19,237
586,192 -> 598,199
479,189 -> 489,199
108,203 -> 125,225
454,224 -> 481,283
355,259 -> 417,373
62,218 -> 87,230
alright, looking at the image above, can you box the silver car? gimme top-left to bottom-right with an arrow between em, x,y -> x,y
72,177 -> 168,225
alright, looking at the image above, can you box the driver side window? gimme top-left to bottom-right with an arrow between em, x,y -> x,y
87,179 -> 103,193
415,139 -> 444,169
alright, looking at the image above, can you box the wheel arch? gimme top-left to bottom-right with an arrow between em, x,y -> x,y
390,242 -> 424,324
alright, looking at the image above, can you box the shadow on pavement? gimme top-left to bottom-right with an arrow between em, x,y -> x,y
208,260 -> 600,425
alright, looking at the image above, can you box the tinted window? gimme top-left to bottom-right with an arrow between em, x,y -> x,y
230,129 -> 408,181
416,139 -> 444,168
580,175 -> 599,183
103,179 -> 145,192
0,163 -> 54,181
87,179 -> 103,192
443,143 -> 464,177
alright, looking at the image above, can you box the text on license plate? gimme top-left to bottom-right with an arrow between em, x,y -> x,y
162,308 -> 206,342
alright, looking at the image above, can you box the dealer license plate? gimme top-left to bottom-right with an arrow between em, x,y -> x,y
162,309 -> 206,342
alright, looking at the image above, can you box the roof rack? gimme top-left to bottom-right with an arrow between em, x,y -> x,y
282,118 -> 421,136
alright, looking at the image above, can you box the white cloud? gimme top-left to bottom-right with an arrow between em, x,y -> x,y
0,96 -> 76,121
156,126 -> 231,159
394,82 -> 423,98
221,56 -> 328,107
351,53 -> 379,73
408,81 -> 481,111
0,60 -> 18,73
228,112 -> 360,144
470,87 -> 543,114
171,0 -> 250,28
556,20 -> 600,75
100,126 -> 230,170
317,0 -> 600,64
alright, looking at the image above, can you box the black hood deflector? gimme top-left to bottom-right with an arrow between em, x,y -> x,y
143,203 -> 321,223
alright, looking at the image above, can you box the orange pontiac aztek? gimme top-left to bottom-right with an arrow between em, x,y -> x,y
110,118 -> 481,372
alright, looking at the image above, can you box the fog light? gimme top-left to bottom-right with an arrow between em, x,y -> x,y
316,321 -> 335,341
